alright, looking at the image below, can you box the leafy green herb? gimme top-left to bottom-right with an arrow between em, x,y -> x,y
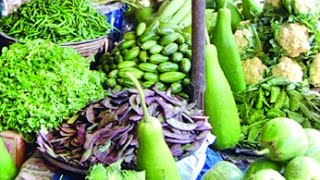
0,40 -> 106,139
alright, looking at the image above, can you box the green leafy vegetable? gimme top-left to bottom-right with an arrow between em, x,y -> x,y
86,160 -> 145,180
235,77 -> 320,149
0,40 -> 106,139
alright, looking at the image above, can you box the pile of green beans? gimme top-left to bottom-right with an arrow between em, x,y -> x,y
234,77 -> 320,149
0,0 -> 110,43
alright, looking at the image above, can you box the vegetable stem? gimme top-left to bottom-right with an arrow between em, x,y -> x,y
223,0 -> 228,8
205,25 -> 210,45
126,72 -> 151,122
254,148 -> 270,156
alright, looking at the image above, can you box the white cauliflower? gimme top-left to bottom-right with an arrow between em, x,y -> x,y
271,57 -> 303,83
278,23 -> 310,58
309,53 -> 320,87
292,0 -> 318,14
264,0 -> 282,8
234,28 -> 253,53
242,57 -> 267,84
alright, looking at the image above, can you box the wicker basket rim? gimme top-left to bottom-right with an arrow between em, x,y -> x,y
0,31 -> 107,46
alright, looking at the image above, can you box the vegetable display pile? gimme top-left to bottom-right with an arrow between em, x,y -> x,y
37,88 -> 210,169
0,0 -> 110,43
235,77 -> 320,149
232,0 -> 320,86
98,20 -> 192,96
204,0 -> 320,150
0,40 -> 106,137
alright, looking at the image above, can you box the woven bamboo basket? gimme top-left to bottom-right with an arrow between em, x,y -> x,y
0,31 -> 109,57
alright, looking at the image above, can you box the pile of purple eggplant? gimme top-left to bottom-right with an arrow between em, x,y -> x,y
37,88 -> 211,169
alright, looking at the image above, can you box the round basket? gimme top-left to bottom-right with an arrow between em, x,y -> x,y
0,31 -> 109,57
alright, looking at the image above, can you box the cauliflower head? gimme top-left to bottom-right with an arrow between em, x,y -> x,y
234,22 -> 262,60
271,57 -> 303,82
242,57 -> 267,84
291,0 -> 318,14
309,53 -> 320,87
277,23 -> 310,58
264,0 -> 282,8
234,28 -> 253,53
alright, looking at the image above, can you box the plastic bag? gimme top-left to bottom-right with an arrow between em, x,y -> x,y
176,133 -> 216,180
94,2 -> 128,44
1,0 -> 29,16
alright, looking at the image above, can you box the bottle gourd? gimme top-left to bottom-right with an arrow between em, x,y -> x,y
126,72 -> 181,180
212,7 -> 246,93
0,137 -> 17,180
204,44 -> 241,150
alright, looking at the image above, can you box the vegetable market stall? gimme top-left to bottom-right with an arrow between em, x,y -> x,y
2,0 -> 320,179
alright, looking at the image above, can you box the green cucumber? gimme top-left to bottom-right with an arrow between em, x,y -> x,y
172,52 -> 184,62
159,33 -> 179,46
139,32 -> 157,43
154,81 -> 167,91
158,62 -> 179,72
182,78 -> 191,86
138,63 -> 158,72
143,72 -> 159,82
118,61 -> 137,69
162,43 -> 179,56
139,51 -> 148,62
123,31 -> 136,40
178,44 -> 189,53
119,78 -> 134,87
180,58 -> 191,73
149,45 -> 163,54
124,47 -> 140,61
159,72 -> 186,83
136,22 -> 147,36
143,80 -> 157,88
157,27 -> 175,35
149,54 -> 170,64
120,39 -> 136,49
145,19 -> 160,33
106,78 -> 117,88
108,69 -> 119,78
176,33 -> 186,44
141,40 -> 158,50
170,82 -> 182,94
118,68 -> 144,79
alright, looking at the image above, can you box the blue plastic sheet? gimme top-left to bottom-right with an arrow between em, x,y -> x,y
196,148 -> 223,180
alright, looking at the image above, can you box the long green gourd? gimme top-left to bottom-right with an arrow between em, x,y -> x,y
241,0 -> 263,20
212,7 -> 246,93
126,72 -> 181,180
204,44 -> 241,150
216,0 -> 243,32
0,137 -> 17,180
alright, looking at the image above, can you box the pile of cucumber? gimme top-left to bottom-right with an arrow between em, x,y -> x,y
99,20 -> 193,95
